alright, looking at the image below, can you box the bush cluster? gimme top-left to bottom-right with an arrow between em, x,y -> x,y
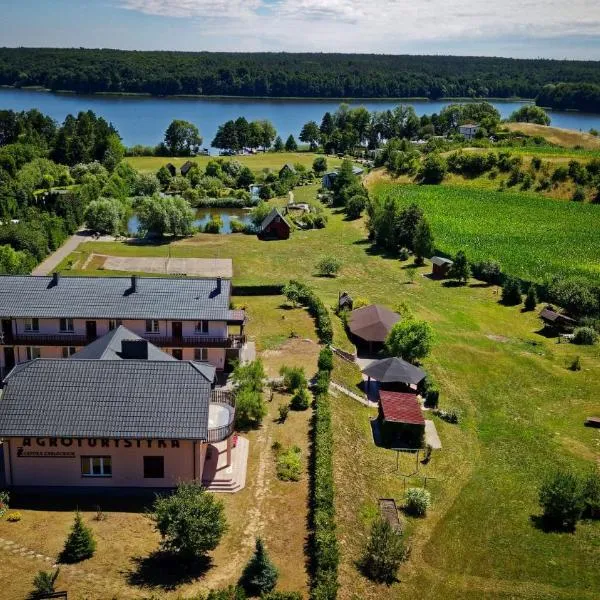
404,487 -> 432,517
275,446 -> 303,482
283,280 -> 333,344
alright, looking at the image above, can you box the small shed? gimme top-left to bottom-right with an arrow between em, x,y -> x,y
180,160 -> 194,176
431,256 -> 453,279
279,163 -> 297,178
378,391 -> 425,447
539,306 -> 578,332
321,166 -> 364,190
348,304 -> 400,353
165,162 -> 177,177
257,208 -> 291,241
338,291 -> 353,312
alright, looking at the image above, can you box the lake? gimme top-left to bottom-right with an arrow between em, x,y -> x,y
127,207 -> 253,235
2,88 -> 600,149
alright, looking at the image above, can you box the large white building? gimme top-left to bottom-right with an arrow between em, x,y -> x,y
0,274 -> 246,377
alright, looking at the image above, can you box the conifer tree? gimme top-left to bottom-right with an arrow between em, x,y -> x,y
240,538 -> 278,596
61,511 -> 96,563
524,284 -> 537,311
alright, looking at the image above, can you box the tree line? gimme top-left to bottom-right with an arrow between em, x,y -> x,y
2,48 -> 600,109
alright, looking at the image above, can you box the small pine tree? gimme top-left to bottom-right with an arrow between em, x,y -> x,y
447,250 -> 470,284
273,136 -> 284,152
359,518 -> 406,583
524,285 -> 537,311
61,511 -> 96,563
240,538 -> 278,596
284,135 -> 298,152
412,218 -> 435,265
501,277 -> 522,306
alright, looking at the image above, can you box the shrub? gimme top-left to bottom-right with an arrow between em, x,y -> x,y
434,407 -> 461,424
405,487 -> 431,516
6,511 -> 21,522
276,446 -> 302,481
582,468 -> 600,519
152,483 -> 227,560
569,356 -> 582,371
546,277 -> 599,317
316,255 -> 342,277
573,326 -> 598,345
206,586 -> 247,600
359,518 -> 406,583
524,285 -> 538,311
279,365 -> 307,393
240,538 -> 278,596
290,387 -> 311,410
30,569 -> 60,599
419,153 -> 447,184
398,247 -> 410,261
262,592 -> 302,600
346,194 -> 367,219
317,346 -> 334,372
501,277 -> 522,306
229,218 -> 247,233
572,186 -> 586,202
539,470 -> 585,530
204,215 -> 223,234
61,511 -> 96,563
424,387 -> 440,409
235,386 -> 268,429
447,250 -> 470,284
386,319 -> 434,364
314,370 -> 330,396
277,404 -> 289,423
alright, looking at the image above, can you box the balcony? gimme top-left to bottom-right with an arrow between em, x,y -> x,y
8,333 -> 90,347
207,389 -> 236,443
149,334 -> 246,349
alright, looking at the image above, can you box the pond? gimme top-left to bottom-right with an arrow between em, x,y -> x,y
127,207 -> 253,235
2,88 -> 600,149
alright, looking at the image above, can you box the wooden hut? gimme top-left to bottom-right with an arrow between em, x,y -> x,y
257,208 -> 291,241
431,256 -> 453,278
378,391 -> 425,447
539,306 -> 578,332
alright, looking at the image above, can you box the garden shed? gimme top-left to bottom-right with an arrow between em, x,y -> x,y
378,390 -> 425,448
539,306 -> 578,332
431,256 -> 453,278
257,208 -> 291,241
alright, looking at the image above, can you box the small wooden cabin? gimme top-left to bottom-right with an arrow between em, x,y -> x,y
378,391 -> 425,448
431,256 -> 453,279
539,306 -> 578,332
279,164 -> 297,178
257,208 -> 291,241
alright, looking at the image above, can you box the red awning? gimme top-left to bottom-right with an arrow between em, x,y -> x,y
379,391 -> 424,425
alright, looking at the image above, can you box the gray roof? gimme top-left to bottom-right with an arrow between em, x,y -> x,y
71,325 -> 175,361
362,357 -> 426,385
431,256 -> 453,266
0,359 -> 211,440
0,275 -> 235,320
261,208 -> 290,231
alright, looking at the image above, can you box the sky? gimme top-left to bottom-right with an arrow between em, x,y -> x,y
0,0 -> 600,59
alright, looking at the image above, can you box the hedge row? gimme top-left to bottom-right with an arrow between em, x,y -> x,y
232,284 -> 285,296
286,280 -> 334,344
310,348 -> 339,600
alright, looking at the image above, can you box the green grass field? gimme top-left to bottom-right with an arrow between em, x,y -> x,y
372,183 -> 600,283
126,152 -> 343,174
53,182 -> 600,599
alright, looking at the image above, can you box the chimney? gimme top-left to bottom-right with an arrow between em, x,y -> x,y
131,275 -> 138,293
51,272 -> 60,286
121,339 -> 148,360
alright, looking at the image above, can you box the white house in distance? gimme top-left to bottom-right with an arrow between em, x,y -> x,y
458,123 -> 480,140
0,274 -> 247,377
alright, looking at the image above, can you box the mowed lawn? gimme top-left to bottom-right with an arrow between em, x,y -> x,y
372,183 -> 600,284
126,152 -> 343,174
53,186 -> 600,598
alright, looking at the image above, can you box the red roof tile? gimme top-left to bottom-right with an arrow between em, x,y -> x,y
379,391 -> 424,426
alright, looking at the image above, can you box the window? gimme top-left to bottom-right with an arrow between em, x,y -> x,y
62,346 -> 76,358
194,348 -> 208,362
145,319 -> 160,333
143,456 -> 164,479
108,319 -> 122,331
59,318 -> 74,332
172,348 -> 183,360
195,320 -> 209,334
81,456 -> 112,477
24,318 -> 39,332
26,347 -> 41,361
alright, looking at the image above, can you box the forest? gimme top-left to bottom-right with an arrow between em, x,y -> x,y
1,48 -> 600,108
